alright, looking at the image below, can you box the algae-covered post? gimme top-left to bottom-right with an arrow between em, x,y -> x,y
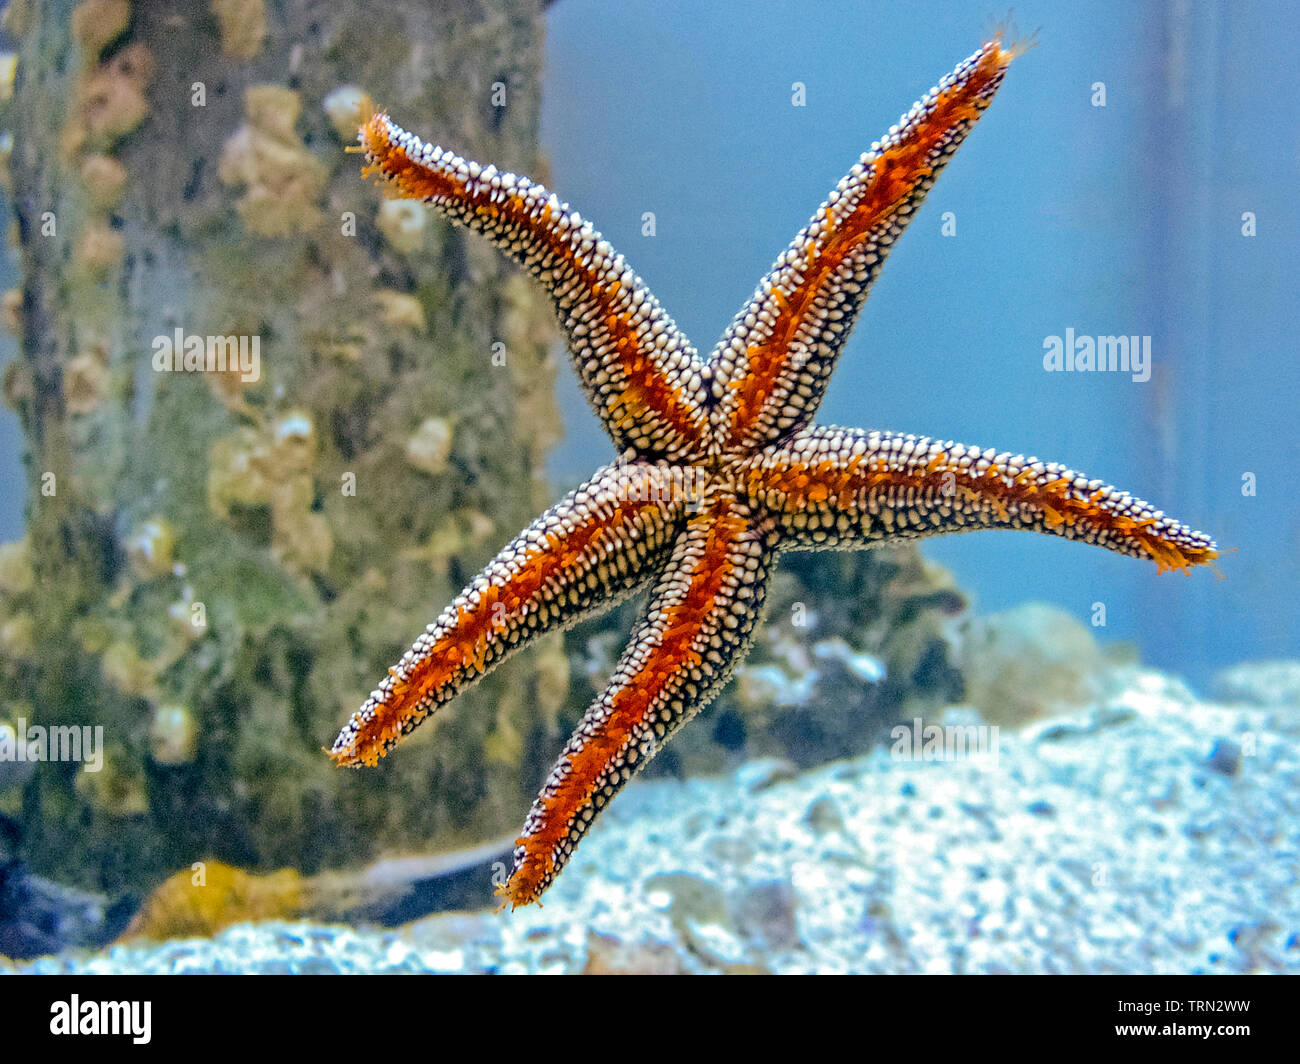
0,0 -> 566,897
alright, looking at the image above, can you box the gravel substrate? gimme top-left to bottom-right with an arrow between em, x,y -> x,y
9,665 -> 1298,974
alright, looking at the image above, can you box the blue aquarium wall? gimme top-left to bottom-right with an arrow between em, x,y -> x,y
543,0 -> 1299,683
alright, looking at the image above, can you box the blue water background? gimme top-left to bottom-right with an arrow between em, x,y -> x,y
542,0 -> 1300,686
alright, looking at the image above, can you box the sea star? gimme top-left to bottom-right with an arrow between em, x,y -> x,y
332,37 -> 1218,907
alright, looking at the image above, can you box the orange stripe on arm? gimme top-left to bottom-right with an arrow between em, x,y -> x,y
359,113 -> 709,461
503,498 -> 774,907
330,462 -> 683,769
744,426 -> 1219,573
712,39 -> 1017,453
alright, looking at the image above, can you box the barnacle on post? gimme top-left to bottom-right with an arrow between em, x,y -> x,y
0,52 -> 16,103
210,0 -> 266,60
269,475 -> 333,574
100,639 -> 157,699
149,703 -> 197,766
207,426 -> 273,518
126,517 -> 176,581
218,85 -> 326,237
68,42 -> 154,151
0,289 -> 20,336
80,153 -> 128,210
167,598 -> 203,643
209,414 -> 333,575
270,410 -> 316,472
64,345 -> 111,413
373,290 -> 425,333
70,0 -> 130,63
1,361 -> 32,411
376,199 -> 425,254
323,85 -> 369,141
404,416 -> 453,476
0,537 -> 34,596
0,614 -> 35,658
73,223 -> 124,280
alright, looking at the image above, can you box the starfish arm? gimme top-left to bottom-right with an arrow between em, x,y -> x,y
360,113 -> 709,460
742,426 -> 1219,573
709,39 -> 1015,454
502,495 -> 777,906
331,462 -> 685,767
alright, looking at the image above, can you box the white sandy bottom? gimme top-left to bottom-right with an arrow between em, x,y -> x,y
13,667 -> 1299,974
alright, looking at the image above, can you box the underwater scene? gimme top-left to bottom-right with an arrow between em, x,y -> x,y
0,0 -> 1296,982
